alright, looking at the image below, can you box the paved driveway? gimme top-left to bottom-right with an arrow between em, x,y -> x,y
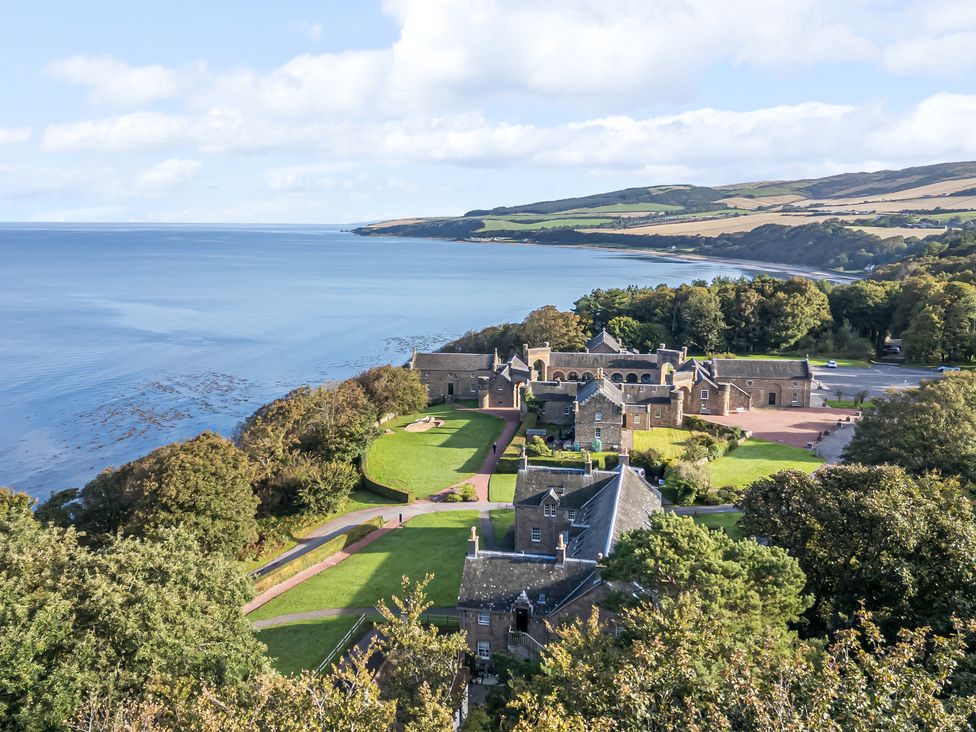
811,363 -> 938,402
704,407 -> 859,449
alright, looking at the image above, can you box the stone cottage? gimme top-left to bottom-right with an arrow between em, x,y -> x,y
457,454 -> 662,666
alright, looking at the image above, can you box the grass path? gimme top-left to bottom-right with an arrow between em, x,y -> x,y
488,473 -> 516,502
364,405 -> 504,498
247,511 -> 479,621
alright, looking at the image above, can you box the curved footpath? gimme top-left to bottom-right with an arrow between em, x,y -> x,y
245,406 -> 736,621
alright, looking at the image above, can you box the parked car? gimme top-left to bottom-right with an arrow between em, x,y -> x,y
936,365 -> 961,372
824,360 -> 838,368
883,345 -> 901,354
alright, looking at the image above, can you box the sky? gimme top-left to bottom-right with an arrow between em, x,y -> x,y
2,0 -> 976,223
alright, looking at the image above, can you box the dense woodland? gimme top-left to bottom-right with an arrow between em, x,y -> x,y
446,232 -> 976,365
6,231 -> 976,729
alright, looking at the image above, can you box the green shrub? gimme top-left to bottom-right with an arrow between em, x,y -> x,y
681,442 -> 710,462
630,448 -> 664,478
252,517 -> 384,594
443,492 -> 462,503
664,461 -> 711,506
457,483 -> 478,502
526,435 -> 552,457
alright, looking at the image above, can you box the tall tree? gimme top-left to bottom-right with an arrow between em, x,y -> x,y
0,491 -> 267,731
740,465 -> 976,636
676,286 -> 727,352
842,372 -> 976,483
353,365 -> 428,418
520,305 -> 587,351
41,433 -> 259,557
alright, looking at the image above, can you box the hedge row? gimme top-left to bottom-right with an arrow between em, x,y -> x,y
360,471 -> 415,503
495,412 -> 539,472
683,415 -> 745,440
253,516 -> 385,594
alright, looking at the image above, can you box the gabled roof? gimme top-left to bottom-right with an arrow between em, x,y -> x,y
577,378 -> 623,406
507,354 -> 531,376
457,554 -> 599,613
412,352 -> 494,371
586,329 -> 623,353
619,383 -> 673,405
529,381 -> 578,403
710,358 -> 811,380
514,466 -> 617,507
568,466 -> 663,561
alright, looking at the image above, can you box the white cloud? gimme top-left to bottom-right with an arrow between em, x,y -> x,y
46,55 -> 188,107
136,159 -> 201,191
0,127 -> 31,144
296,21 -> 324,40
42,111 -> 192,152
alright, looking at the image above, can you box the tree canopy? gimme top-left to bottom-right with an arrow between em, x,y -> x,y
842,371 -> 976,483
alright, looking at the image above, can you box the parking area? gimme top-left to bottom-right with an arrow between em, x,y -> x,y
704,407 -> 860,449
810,363 -> 938,403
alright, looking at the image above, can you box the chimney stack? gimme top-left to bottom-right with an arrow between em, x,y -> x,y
555,533 -> 567,565
584,451 -> 592,475
618,448 -> 629,468
467,526 -> 480,558
519,445 -> 529,471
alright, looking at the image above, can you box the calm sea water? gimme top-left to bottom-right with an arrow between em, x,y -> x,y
1,224 -> 770,498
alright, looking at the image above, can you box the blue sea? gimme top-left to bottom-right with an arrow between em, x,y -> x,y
1,224 -> 771,499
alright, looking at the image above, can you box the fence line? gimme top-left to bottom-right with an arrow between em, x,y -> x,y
315,612 -> 369,674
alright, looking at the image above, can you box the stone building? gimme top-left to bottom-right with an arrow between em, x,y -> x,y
457,456 -> 662,666
407,350 -> 531,408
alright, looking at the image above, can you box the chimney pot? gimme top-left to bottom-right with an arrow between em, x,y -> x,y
555,533 -> 567,564
519,445 -> 529,471
584,451 -> 593,475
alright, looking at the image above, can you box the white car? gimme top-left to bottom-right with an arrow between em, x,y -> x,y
936,365 -> 961,372
824,360 -> 838,368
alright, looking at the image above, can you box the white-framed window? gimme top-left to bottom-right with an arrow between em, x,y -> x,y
701,389 -> 709,400
478,612 -> 490,626
470,384 -> 477,393
477,641 -> 490,660
792,392 -> 799,403
563,405 -> 571,415
531,527 -> 541,542
595,427 -> 602,439
544,503 -> 556,518
567,509 -> 577,522
633,415 -> 641,425
595,411 -> 603,422
654,408 -> 662,419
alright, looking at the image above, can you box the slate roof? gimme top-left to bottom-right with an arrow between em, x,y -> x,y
577,378 -> 624,406
710,358 -> 811,380
514,467 -> 617,507
412,353 -> 494,371
548,352 -> 659,371
457,554 -> 600,613
529,381 -> 578,403
586,329 -> 623,353
568,467 -> 663,561
507,354 -> 531,377
619,383 -> 673,405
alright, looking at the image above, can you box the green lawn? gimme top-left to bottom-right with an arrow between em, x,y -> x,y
826,399 -> 875,409
258,616 -> 359,675
692,511 -> 744,540
632,428 -> 694,460
632,429 -> 822,491
707,440 -> 822,489
490,509 -> 515,550
364,405 -> 503,498
247,511 -> 479,621
489,473 -> 516,503
243,489 -> 396,572
563,202 -> 682,213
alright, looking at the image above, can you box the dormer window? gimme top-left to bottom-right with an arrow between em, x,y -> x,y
544,503 -> 556,518
567,509 -> 577,522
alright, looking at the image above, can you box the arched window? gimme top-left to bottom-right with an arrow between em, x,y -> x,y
582,372 -> 593,381
533,360 -> 546,375
552,371 -> 565,381
626,373 -> 638,383
568,371 -> 579,381
611,373 -> 623,383
640,373 -> 652,384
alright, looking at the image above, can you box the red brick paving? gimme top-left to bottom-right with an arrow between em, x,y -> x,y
702,407 -> 860,448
